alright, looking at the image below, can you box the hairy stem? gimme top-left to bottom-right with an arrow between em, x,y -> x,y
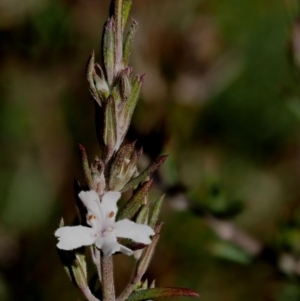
101,255 -> 115,301
81,286 -> 101,301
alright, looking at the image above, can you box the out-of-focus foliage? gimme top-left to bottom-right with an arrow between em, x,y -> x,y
1,0 -> 300,300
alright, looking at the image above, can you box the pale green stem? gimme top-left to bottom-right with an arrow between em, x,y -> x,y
101,255 -> 115,301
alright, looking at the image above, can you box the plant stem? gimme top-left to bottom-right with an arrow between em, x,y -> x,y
81,286 -> 101,301
91,246 -> 102,282
101,255 -> 115,301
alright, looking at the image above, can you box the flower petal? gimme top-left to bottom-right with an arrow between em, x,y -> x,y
114,219 -> 155,245
101,234 -> 121,256
78,190 -> 102,221
95,236 -> 104,250
120,245 -> 134,256
55,225 -> 96,250
100,191 -> 121,223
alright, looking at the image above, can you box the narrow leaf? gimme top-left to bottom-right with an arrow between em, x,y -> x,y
57,249 -> 73,282
149,195 -> 165,228
103,96 -> 117,161
136,233 -> 160,277
75,250 -> 87,278
118,179 -> 153,220
122,0 -> 132,32
121,155 -> 168,192
123,19 -> 138,66
123,74 -> 143,127
150,280 -> 155,289
78,144 -> 94,190
127,288 -> 199,301
136,204 -> 149,224
86,50 -> 99,102
141,279 -> 148,290
103,17 -> 115,85
57,249 -> 88,289
74,180 -> 88,223
114,0 -> 123,70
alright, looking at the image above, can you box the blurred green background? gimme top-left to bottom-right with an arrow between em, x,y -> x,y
2,0 -> 300,300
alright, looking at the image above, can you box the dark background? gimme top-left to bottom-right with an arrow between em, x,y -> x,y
1,0 -> 300,300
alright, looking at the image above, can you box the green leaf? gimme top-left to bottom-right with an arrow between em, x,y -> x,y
136,233 -> 160,277
78,144 -> 94,190
136,204 -> 149,224
103,96 -> 117,161
121,155 -> 168,192
123,19 -> 138,66
122,0 -> 132,32
86,50 -> 98,101
114,0 -> 123,69
57,248 -> 88,289
122,74 -> 143,126
117,179 -> 153,220
149,195 -> 164,228
103,17 -> 115,85
127,288 -> 199,301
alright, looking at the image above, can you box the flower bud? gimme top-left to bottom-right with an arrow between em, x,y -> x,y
109,141 -> 142,191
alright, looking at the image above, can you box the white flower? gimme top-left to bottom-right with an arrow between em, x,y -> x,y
55,190 -> 155,256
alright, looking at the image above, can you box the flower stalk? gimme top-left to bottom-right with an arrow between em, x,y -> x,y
101,255 -> 115,301
55,0 -> 199,301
